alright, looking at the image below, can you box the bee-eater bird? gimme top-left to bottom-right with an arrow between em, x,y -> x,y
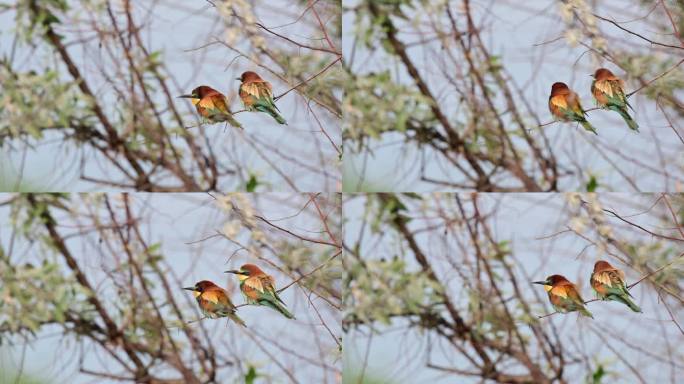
225,264 -> 295,319
183,280 -> 246,326
179,86 -> 242,128
237,71 -> 287,125
533,274 -> 593,318
548,82 -> 597,134
591,68 -> 639,132
590,260 -> 641,312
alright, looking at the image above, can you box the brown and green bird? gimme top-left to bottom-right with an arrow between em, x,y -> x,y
237,71 -> 287,125
534,274 -> 593,318
225,263 -> 295,319
590,260 -> 641,312
549,82 -> 597,134
179,86 -> 242,128
591,68 -> 638,132
183,280 -> 246,326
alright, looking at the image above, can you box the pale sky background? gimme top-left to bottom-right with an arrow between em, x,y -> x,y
0,0 -> 341,192
343,0 -> 683,192
0,193 -> 341,383
343,193 -> 683,383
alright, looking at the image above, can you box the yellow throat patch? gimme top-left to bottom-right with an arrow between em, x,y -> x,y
543,285 -> 552,292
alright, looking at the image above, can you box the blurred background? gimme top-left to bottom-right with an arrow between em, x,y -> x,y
0,0 -> 342,192
343,193 -> 683,383
0,193 -> 342,383
342,0 -> 683,192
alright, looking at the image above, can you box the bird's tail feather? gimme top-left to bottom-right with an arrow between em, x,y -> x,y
614,294 -> 642,313
224,114 -> 243,129
216,113 -> 243,129
265,300 -> 295,319
228,312 -> 246,327
579,306 -> 594,318
579,120 -> 598,135
614,107 -> 639,132
211,113 -> 243,129
257,105 -> 287,125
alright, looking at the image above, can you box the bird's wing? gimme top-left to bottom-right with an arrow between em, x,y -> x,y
549,95 -> 570,120
197,96 -> 217,111
261,275 -> 285,303
549,95 -> 568,110
605,270 -> 633,297
567,91 -> 585,115
565,285 -> 585,304
258,80 -> 273,96
203,288 -> 236,311
254,81 -> 275,103
241,81 -> 272,102
549,285 -> 569,299
218,291 -> 235,309
609,80 -> 628,106
607,270 -> 625,286
208,94 -> 230,114
200,289 -> 221,304
263,275 -> 276,289
198,298 -> 216,315
593,270 -> 613,287
592,80 -> 609,106
594,79 -> 613,98
244,276 -> 265,293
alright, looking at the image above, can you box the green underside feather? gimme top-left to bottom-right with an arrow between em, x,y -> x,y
202,307 -> 246,326
553,297 -> 593,318
606,293 -> 641,312
600,285 -> 641,313
246,290 -> 295,319
608,105 -> 639,131
252,100 -> 287,125
205,108 -> 243,129
561,107 -> 597,134
596,82 -> 639,131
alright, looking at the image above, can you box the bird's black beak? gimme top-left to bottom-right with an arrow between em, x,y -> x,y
235,77 -> 241,81
178,94 -> 193,99
532,281 -> 547,285
224,270 -> 242,275
183,286 -> 195,291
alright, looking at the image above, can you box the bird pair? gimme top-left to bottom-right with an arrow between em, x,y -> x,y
180,71 -> 287,129
184,263 -> 295,327
534,260 -> 641,318
548,68 -> 639,134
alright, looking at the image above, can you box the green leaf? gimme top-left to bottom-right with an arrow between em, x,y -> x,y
147,242 -> 161,254
591,364 -> 606,384
586,175 -> 598,192
244,366 -> 258,384
246,174 -> 259,192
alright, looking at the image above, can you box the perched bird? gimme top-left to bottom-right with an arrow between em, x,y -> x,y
534,274 -> 593,318
225,264 -> 295,319
548,82 -> 597,134
591,68 -> 639,132
237,71 -> 287,124
179,86 -> 242,128
590,260 -> 641,312
183,280 -> 245,326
